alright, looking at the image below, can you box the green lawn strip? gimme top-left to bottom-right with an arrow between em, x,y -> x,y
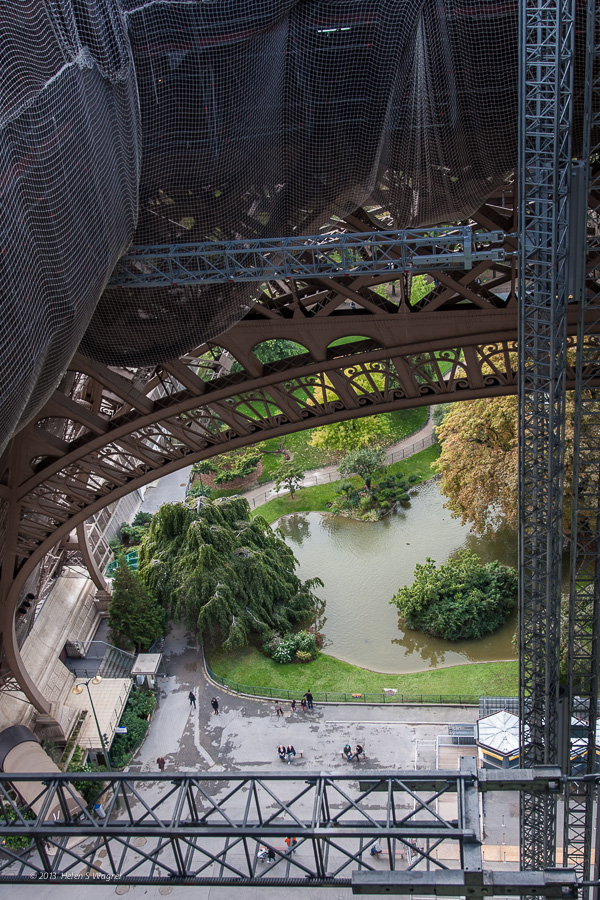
256,407 -> 428,484
207,645 -> 518,700
251,445 -> 440,524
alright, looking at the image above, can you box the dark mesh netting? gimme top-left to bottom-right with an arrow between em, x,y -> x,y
0,1 -> 139,452
1,0 -> 518,452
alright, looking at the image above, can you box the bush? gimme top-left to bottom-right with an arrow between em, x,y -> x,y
67,747 -> 108,805
391,551 -> 517,642
265,630 -> 319,663
1,806 -> 36,850
272,638 -> 296,664
110,690 -> 157,767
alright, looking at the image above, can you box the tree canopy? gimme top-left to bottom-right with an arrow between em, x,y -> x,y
435,395 -> 575,535
339,446 -> 386,490
390,551 -> 517,642
274,461 -> 305,498
109,555 -> 166,652
137,497 -> 323,651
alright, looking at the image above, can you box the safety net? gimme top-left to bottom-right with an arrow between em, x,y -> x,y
1,0 -> 518,452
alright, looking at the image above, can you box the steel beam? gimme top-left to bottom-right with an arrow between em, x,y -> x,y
107,228 -> 505,287
563,1 -> 600,889
518,0 -> 575,871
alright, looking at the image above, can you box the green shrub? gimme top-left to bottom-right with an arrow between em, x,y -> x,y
391,551 -> 517,642
295,650 -> 313,663
1,806 -> 36,850
110,690 -> 157,767
272,638 -> 296,663
66,746 -> 108,805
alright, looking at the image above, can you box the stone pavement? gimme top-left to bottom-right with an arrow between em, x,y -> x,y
12,622 -> 521,900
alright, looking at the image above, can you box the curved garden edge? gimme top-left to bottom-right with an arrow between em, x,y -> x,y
203,644 -> 519,706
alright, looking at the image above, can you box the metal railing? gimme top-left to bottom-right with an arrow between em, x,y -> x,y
203,649 -> 478,706
248,430 -> 436,509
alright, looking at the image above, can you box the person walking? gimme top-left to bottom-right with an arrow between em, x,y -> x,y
290,699 -> 296,713
188,691 -> 196,709
305,689 -> 314,710
275,702 -> 283,717
156,756 -> 166,772
286,744 -> 296,764
300,697 -> 306,713
285,837 -> 297,853
211,697 -> 219,715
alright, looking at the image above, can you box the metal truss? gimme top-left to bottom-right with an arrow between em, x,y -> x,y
563,0 -> 600,889
518,0 -> 575,872
0,763 -> 577,895
108,228 -> 506,287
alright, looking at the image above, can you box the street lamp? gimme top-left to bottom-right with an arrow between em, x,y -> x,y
72,675 -> 113,769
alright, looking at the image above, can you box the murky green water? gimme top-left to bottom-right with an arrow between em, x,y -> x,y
276,481 -> 522,673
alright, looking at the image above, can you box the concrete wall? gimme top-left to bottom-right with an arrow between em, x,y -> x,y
0,572 -> 101,737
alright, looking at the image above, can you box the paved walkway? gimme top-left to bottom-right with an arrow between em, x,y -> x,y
240,413 -> 436,508
139,415 -> 435,515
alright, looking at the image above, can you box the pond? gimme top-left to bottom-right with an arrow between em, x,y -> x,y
276,480 -> 523,674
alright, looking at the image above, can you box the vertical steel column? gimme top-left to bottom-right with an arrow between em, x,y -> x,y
518,0 -> 575,872
563,1 -> 600,890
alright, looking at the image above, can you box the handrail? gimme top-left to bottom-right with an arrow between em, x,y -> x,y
202,645 -> 478,706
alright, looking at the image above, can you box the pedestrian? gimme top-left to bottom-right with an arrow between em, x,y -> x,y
343,743 -> 352,761
211,697 -> 219,715
284,836 -> 297,853
286,744 -> 296,764
278,745 -> 286,761
156,756 -> 166,772
351,743 -> 364,761
370,840 -> 383,858
290,699 -> 296,712
275,702 -> 283,717
305,689 -> 314,710
188,691 -> 196,709
257,845 -> 268,862
267,847 -> 276,864
300,697 -> 306,713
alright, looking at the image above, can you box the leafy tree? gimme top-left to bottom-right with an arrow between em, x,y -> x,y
310,415 -> 392,454
435,396 -> 575,535
132,511 -> 153,528
274,461 -> 305,498
339,447 -> 386,491
138,497 -> 323,652
109,554 -> 166,652
391,551 -> 517,641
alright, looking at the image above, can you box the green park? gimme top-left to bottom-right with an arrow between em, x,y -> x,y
103,388 -> 547,703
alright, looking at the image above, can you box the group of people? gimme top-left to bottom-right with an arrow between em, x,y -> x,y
257,837 -> 297,862
277,744 -> 296,763
276,690 -> 314,717
188,691 -> 220,715
343,743 -> 364,761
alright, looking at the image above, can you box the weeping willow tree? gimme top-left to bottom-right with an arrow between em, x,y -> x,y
137,497 -> 323,651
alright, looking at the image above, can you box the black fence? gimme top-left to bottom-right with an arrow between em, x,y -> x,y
203,652 -> 478,706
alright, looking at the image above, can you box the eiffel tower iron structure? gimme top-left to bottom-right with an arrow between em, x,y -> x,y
1,0 -> 600,893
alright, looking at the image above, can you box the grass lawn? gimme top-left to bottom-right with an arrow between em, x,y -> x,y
206,644 -> 518,701
252,444 -> 441,525
256,407 -> 428,484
